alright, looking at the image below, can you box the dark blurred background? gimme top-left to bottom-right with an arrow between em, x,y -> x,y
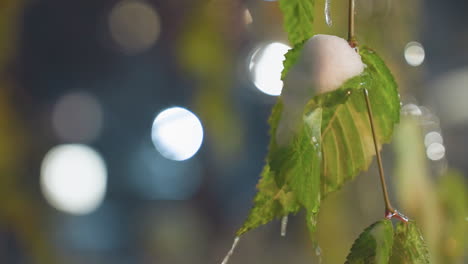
0,0 -> 467,263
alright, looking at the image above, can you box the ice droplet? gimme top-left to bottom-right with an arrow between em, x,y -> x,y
281,216 -> 288,237
324,0 -> 332,27
221,236 -> 240,264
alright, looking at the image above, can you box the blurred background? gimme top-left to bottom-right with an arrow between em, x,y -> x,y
0,0 -> 467,263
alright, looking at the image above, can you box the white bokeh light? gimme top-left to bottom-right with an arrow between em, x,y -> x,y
249,42 -> 291,96
404,41 -> 425,67
424,131 -> 443,148
108,0 -> 161,54
401,103 -> 422,116
151,107 -> 204,161
41,144 -> 107,215
426,142 -> 446,161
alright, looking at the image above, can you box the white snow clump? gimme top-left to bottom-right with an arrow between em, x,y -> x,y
276,34 -> 365,146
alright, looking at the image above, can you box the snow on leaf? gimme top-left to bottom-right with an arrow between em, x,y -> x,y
311,47 -> 400,196
238,46 -> 400,237
345,220 -> 394,264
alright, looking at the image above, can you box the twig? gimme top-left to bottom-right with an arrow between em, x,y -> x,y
362,89 -> 395,216
348,0 -> 357,47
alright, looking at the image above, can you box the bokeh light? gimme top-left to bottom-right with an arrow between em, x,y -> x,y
108,0 -> 161,54
401,103 -> 422,116
424,131 -> 443,148
52,91 -> 103,143
404,41 -> 425,66
40,144 -> 107,215
426,142 -> 446,161
249,42 -> 290,96
151,107 -> 204,161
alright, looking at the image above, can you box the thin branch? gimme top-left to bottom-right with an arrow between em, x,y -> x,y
348,0 -> 357,47
362,89 -> 394,215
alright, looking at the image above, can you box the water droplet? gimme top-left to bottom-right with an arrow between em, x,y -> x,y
324,0 -> 332,27
221,236 -> 241,264
281,216 -> 288,237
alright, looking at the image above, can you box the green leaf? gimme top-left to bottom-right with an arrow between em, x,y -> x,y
345,220 -> 394,264
309,47 -> 400,196
237,106 -> 322,236
236,164 -> 300,236
239,47 -> 400,236
269,107 -> 322,212
389,221 -> 430,264
281,42 -> 305,80
279,0 -> 315,45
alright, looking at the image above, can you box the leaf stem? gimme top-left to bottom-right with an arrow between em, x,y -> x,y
362,89 -> 395,216
348,0 -> 357,47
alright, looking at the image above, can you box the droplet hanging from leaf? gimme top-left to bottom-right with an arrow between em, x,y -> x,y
281,215 -> 288,236
324,0 -> 332,27
220,236 -> 240,264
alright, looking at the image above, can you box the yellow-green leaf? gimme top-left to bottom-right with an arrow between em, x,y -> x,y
389,221 -> 430,264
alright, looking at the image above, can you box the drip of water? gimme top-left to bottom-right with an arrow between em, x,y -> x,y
221,237 -> 241,264
324,0 -> 332,27
281,216 -> 288,237
314,244 -> 323,264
